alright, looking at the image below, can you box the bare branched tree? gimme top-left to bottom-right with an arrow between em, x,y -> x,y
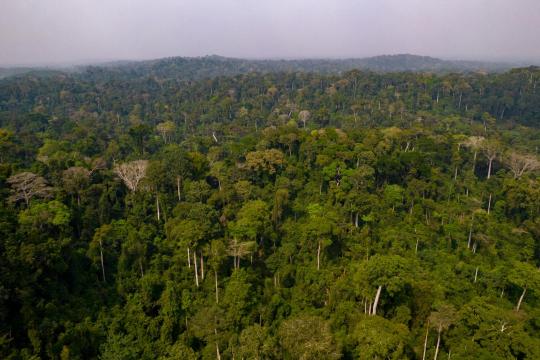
114,160 -> 149,192
462,136 -> 485,173
428,304 -> 457,360
228,238 -> 256,269
482,140 -> 501,179
505,152 -> 540,179
298,110 -> 311,129
156,121 -> 176,143
7,172 -> 53,206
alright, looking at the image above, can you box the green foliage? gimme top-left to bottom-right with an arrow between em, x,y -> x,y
0,64 -> 539,359
277,315 -> 341,359
355,255 -> 415,296
352,316 -> 411,359
18,200 -> 70,232
229,200 -> 270,242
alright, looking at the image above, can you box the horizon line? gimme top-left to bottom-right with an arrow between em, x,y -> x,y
2,53 -> 539,69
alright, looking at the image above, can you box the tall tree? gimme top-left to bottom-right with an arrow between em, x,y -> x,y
114,160 -> 149,192
505,152 -> 540,179
7,172 -> 53,206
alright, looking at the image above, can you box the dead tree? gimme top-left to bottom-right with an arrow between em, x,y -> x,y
462,136 -> 485,174
7,172 -> 53,206
299,110 -> 311,128
156,121 -> 176,143
505,152 -> 540,179
482,141 -> 500,179
114,160 -> 149,192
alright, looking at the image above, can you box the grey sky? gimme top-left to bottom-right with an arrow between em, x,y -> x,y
1,0 -> 540,66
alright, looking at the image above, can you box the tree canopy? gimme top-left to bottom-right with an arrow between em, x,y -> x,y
0,63 -> 539,359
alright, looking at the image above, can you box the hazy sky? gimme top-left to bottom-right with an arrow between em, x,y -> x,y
1,0 -> 540,65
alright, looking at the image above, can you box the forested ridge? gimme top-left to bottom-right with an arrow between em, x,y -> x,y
0,64 -> 539,359
1,54 -> 519,81
85,54 -> 515,80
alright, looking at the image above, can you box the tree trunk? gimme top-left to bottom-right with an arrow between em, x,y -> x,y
99,239 -> 106,283
194,252 -> 199,287
422,323 -> 429,360
200,253 -> 204,280
434,327 -> 441,360
372,285 -> 382,316
516,286 -> 527,311
467,224 -> 473,249
487,194 -> 492,214
215,332 -> 221,360
487,159 -> 493,179
187,248 -> 191,268
176,176 -> 181,201
472,151 -> 477,174
317,241 -> 321,271
156,193 -> 160,221
474,267 -> 478,283
215,270 -> 219,304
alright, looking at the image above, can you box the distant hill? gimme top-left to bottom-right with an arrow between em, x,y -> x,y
0,67 -> 74,80
351,54 -> 512,72
0,67 -> 36,79
0,54 -> 521,81
87,54 -> 514,81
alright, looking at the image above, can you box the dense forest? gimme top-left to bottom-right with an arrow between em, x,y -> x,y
1,54 -> 520,81
86,55 -> 517,80
0,61 -> 539,359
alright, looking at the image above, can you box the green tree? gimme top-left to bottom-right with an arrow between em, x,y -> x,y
278,315 -> 341,360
